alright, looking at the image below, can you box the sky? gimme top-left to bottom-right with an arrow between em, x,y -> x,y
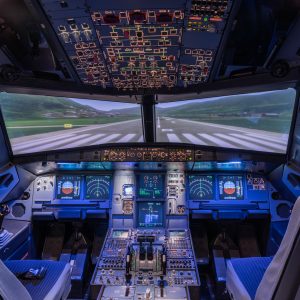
69,98 -> 139,111
66,88 -> 295,111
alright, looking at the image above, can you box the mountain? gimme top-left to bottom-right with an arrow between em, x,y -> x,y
0,93 -> 139,120
158,89 -> 296,117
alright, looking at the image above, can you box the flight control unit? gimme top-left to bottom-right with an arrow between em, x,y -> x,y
90,171 -> 200,299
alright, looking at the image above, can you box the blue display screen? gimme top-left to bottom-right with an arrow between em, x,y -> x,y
218,175 -> 244,200
56,175 -> 81,199
137,174 -> 164,199
85,175 -> 111,200
188,175 -> 214,200
137,201 -> 164,228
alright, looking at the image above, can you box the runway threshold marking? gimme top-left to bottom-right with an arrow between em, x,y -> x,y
90,134 -> 121,145
182,134 -> 208,145
59,133 -> 106,148
230,134 -> 286,151
198,133 -> 236,148
167,134 -> 181,143
245,133 -> 288,144
214,133 -> 274,152
28,134 -> 91,152
116,134 -> 136,142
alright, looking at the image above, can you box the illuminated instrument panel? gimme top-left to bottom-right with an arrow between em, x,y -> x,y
56,175 -> 81,199
218,175 -> 244,200
91,170 -> 200,299
188,175 -> 214,200
29,167 -> 274,299
37,0 -> 234,91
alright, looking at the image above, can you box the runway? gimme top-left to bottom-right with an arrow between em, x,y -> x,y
156,117 -> 288,153
10,117 -> 288,154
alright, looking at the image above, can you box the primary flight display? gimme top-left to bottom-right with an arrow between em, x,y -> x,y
56,175 -> 81,199
218,175 -> 244,200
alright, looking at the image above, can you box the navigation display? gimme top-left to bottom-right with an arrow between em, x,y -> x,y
188,175 -> 214,200
85,175 -> 111,200
137,202 -> 164,228
137,174 -> 164,199
0,92 -> 143,155
156,88 -> 296,153
218,175 -> 244,200
56,175 -> 81,199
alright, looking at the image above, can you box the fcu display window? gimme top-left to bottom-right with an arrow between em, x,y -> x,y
218,175 -> 244,200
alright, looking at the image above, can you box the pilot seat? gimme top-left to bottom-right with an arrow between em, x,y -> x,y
226,197 -> 300,300
0,259 -> 71,300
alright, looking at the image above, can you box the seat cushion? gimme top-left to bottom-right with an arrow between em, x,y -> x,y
272,221 -> 288,246
4,260 -> 71,300
226,257 -> 272,300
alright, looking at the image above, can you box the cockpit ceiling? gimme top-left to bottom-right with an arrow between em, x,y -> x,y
0,0 -> 299,95
39,0 -> 232,91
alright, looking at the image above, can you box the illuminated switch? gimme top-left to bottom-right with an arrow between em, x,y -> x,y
60,32 -> 70,43
124,30 -> 130,38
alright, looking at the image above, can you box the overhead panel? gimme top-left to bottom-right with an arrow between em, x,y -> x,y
37,0 -> 233,92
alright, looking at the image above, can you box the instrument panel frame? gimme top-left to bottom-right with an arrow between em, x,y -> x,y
186,171 -> 270,203
53,172 -> 114,202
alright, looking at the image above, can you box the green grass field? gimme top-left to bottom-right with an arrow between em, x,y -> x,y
5,116 -> 139,138
181,115 -> 292,133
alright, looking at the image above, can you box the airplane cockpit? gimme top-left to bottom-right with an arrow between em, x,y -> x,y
0,0 -> 300,299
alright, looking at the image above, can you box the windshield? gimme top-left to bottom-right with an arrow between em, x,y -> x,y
0,93 -> 143,155
156,88 -> 296,153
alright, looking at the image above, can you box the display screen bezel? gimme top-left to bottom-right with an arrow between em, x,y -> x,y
54,173 -> 112,201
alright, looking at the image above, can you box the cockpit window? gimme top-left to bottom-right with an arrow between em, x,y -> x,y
0,93 -> 143,154
156,88 -> 296,153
